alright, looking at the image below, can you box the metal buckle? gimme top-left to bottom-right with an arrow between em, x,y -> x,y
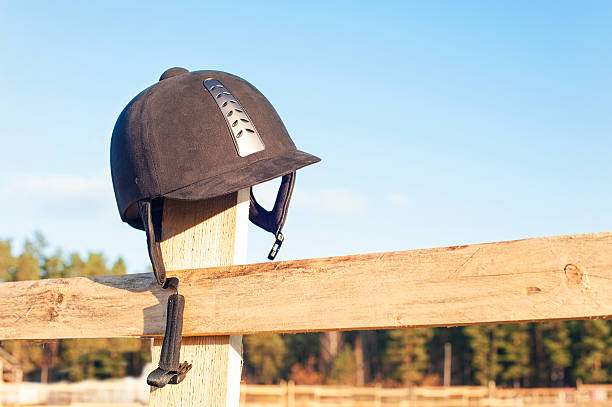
268,232 -> 284,260
147,278 -> 192,388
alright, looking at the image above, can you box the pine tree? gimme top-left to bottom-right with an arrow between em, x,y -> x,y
572,320 -> 611,384
283,332 -> 321,381
14,252 -> 40,281
0,239 -> 15,281
541,321 -> 571,386
428,327 -> 472,386
385,328 -> 433,385
329,345 -> 357,384
43,251 -> 66,279
465,325 -> 502,385
244,334 -> 287,384
498,324 -> 531,387
109,258 -> 127,275
82,253 -> 107,277
66,253 -> 85,278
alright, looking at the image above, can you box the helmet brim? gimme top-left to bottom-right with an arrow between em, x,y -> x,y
165,149 -> 320,200
125,150 -> 320,230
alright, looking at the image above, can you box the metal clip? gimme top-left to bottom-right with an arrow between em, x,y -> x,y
268,232 -> 284,260
147,278 -> 192,388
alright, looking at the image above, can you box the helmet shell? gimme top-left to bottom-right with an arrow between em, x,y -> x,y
111,69 -> 319,229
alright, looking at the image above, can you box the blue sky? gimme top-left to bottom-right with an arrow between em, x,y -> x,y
1,1 -> 611,273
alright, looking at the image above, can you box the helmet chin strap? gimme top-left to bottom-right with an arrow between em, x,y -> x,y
138,173 -> 295,387
139,172 -> 296,287
248,172 -> 296,259
138,199 -> 191,388
138,199 -> 167,287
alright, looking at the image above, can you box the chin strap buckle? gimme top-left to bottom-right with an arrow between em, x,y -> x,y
268,232 -> 284,260
147,278 -> 192,388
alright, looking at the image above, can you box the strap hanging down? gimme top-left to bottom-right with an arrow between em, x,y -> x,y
139,174 -> 295,385
249,172 -> 295,259
146,278 -> 192,387
138,199 -> 167,287
138,201 -> 191,388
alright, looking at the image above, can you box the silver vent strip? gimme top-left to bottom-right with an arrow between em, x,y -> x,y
203,79 -> 265,157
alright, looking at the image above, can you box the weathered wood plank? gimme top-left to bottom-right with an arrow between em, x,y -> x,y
1,232 -> 611,340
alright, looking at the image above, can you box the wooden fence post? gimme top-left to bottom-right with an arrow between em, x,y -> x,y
488,380 -> 496,407
313,385 -> 321,407
374,383 -> 382,407
399,388 -> 408,407
409,385 -> 415,407
443,342 -> 451,387
287,380 -> 295,407
149,189 -> 249,407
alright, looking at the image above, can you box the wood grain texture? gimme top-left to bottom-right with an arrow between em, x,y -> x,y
149,190 -> 249,407
1,232 -> 611,341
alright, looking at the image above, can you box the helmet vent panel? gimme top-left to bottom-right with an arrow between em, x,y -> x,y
203,79 -> 265,157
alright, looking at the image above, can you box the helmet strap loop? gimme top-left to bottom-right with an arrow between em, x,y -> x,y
249,172 -> 295,259
138,199 -> 167,287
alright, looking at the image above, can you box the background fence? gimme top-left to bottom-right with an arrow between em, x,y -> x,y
1,381 -> 611,407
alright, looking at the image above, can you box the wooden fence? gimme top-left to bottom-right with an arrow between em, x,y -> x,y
0,189 -> 610,407
240,383 -> 612,407
1,382 -> 612,407
2,231 -> 611,340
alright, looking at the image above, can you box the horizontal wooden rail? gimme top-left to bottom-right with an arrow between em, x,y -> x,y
1,232 -> 611,340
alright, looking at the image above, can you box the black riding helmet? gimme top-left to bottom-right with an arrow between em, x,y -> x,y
110,67 -> 320,388
111,67 -> 320,285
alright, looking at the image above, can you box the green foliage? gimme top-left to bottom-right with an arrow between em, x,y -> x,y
23,232 -> 47,260
0,239 -> 15,281
498,324 -> 531,386
3,340 -> 44,377
385,328 -> 433,385
43,252 -> 66,279
329,345 -> 356,384
282,332 -> 321,381
543,323 -> 571,370
283,332 -> 320,368
14,252 -> 40,281
66,253 -> 85,278
109,258 -> 127,275
572,320 -> 611,384
81,253 -> 107,277
57,338 -> 146,381
244,334 -> 287,384
465,325 -> 502,385
533,321 -> 572,386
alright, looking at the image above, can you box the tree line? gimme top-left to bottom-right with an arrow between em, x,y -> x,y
1,234 -> 610,387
